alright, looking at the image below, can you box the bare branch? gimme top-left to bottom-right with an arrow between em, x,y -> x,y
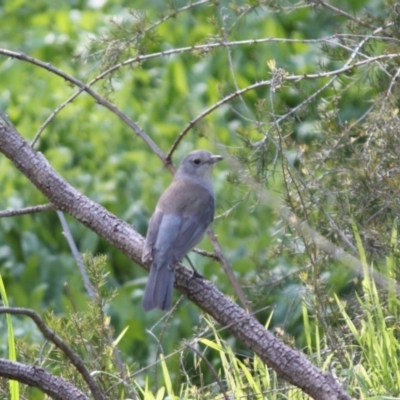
310,0 -> 376,29
167,49 -> 400,158
0,49 -> 165,162
0,203 -> 55,218
82,33 -> 400,86
57,211 -> 96,298
167,79 -> 272,160
4,28 -> 392,148
207,228 -> 252,313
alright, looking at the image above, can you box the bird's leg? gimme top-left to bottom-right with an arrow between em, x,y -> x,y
185,255 -> 205,280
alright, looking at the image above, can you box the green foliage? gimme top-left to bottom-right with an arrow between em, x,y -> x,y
2,251 -> 399,398
0,276 -> 19,400
1,255 -> 136,399
1,0 -> 400,397
335,250 -> 400,398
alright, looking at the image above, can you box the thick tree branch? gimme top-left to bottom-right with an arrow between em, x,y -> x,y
0,359 -> 88,400
0,119 -> 350,399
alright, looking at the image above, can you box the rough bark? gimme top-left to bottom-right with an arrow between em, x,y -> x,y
0,119 -> 352,400
0,359 -> 88,400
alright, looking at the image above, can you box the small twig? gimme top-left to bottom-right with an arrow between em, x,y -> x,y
185,341 -> 229,400
256,24 -> 389,147
57,211 -> 96,299
166,79 -> 272,160
192,248 -> 220,261
66,32 -> 400,93
2,33 -> 396,157
218,3 -> 252,113
311,0 -> 376,30
0,49 -> 165,162
169,49 -> 400,158
382,65 -> 400,109
17,28 -> 390,143
0,203 -> 55,218
208,229 -> 253,314
323,210 -> 357,252
143,0 -> 209,33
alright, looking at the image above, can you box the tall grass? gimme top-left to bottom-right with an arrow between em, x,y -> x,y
0,275 -> 20,400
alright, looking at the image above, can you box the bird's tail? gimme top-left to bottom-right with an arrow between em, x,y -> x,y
142,263 -> 175,311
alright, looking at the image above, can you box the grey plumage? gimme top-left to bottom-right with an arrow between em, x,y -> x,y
142,149 -> 223,311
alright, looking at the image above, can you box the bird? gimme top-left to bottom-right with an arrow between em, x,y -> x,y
142,149 -> 223,311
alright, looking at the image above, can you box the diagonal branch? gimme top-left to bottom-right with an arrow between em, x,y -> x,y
0,49 -> 165,163
0,115 -> 350,400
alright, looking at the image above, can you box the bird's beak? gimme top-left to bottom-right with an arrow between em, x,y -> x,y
210,155 -> 223,164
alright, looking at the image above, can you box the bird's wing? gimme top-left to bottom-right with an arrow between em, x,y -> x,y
144,177 -> 216,267
144,211 -> 184,265
142,210 -> 163,262
153,213 -> 183,262
170,193 -> 215,264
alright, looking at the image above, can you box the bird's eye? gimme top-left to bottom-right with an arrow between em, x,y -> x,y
193,159 -> 201,165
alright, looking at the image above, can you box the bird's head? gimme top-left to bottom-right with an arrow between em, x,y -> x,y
176,149 -> 223,181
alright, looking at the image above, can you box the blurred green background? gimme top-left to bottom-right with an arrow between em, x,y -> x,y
0,0 -> 393,394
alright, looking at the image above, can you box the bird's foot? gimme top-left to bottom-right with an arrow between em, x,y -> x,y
189,268 -> 205,281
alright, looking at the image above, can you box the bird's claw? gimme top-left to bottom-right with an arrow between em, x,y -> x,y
189,268 -> 205,281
